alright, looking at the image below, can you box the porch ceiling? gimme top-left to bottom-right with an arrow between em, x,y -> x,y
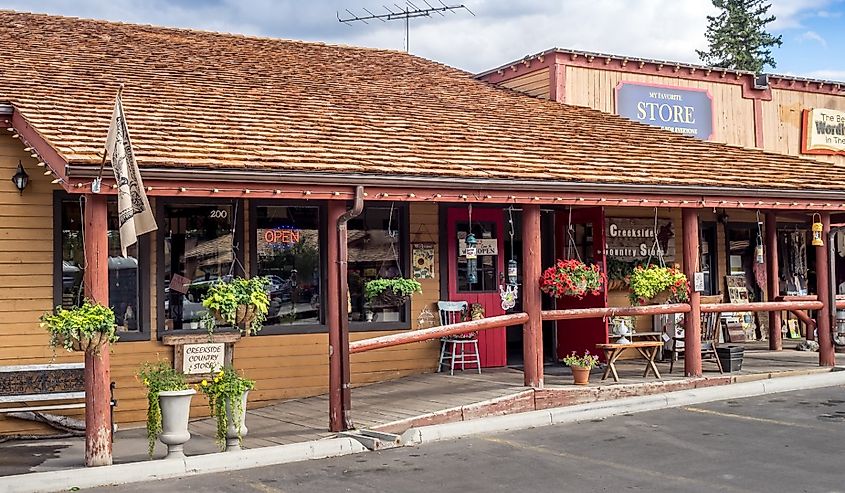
2,11 -> 842,198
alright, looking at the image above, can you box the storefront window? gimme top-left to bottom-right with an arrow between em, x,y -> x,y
254,205 -> 322,331
59,198 -> 143,336
162,202 -> 238,332
347,205 -> 408,325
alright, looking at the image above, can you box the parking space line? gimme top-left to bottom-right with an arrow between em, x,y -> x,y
681,407 -> 823,431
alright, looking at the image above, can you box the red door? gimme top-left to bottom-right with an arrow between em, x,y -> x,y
555,207 -> 609,360
446,207 -> 507,368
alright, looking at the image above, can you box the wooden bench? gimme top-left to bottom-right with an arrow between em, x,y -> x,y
0,363 -> 88,415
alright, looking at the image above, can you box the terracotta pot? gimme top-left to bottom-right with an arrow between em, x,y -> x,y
570,365 -> 591,385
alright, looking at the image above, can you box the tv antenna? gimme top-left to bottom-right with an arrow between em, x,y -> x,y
338,1 -> 474,53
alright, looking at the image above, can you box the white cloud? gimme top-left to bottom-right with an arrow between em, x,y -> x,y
799,29 -> 828,46
805,69 -> 845,80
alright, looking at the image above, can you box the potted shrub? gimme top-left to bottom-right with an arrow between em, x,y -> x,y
138,361 -> 195,459
540,259 -> 605,299
364,278 -> 422,306
202,276 -> 271,336
197,366 -> 256,452
628,265 -> 690,305
562,351 -> 600,385
40,300 -> 118,353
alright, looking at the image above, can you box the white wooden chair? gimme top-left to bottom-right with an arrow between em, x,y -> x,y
436,301 -> 480,375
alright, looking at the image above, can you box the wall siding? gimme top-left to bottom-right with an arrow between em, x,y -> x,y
498,68 -> 550,99
761,88 -> 845,166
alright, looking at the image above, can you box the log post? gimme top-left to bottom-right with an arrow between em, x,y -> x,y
326,200 -> 345,432
521,204 -> 543,388
82,194 -> 112,467
682,208 -> 702,377
765,212 -> 782,350
816,212 -> 836,366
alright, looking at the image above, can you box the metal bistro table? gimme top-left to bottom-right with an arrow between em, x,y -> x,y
596,341 -> 664,382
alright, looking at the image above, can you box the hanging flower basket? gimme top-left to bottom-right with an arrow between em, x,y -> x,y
213,305 -> 257,335
540,259 -> 605,299
202,277 -> 270,336
365,278 -> 422,306
628,265 -> 690,305
41,300 -> 118,354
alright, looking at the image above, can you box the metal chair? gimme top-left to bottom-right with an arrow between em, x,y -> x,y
670,311 -> 724,374
436,301 -> 480,375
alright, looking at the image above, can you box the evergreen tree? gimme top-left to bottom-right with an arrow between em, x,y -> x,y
696,0 -> 783,73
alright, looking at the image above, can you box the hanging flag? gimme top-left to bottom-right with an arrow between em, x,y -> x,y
105,92 -> 157,256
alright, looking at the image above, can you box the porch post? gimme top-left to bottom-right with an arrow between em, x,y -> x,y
765,212 -> 782,350
682,208 -> 702,377
521,204 -> 543,387
82,194 -> 112,466
816,212 -> 836,366
326,200 -> 345,432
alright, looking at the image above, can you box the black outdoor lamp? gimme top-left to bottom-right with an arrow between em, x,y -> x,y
11,160 -> 29,194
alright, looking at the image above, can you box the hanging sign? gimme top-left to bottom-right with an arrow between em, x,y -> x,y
458,239 -> 498,256
605,217 -> 675,261
412,243 -> 435,279
615,82 -> 714,140
802,108 -> 845,155
261,228 -> 301,245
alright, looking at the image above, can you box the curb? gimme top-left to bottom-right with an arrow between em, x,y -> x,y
400,369 -> 845,445
0,437 -> 368,493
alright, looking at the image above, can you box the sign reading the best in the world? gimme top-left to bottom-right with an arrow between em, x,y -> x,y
615,82 -> 714,140
802,108 -> 845,155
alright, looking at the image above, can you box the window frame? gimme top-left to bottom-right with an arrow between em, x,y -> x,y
53,191 -> 152,342
249,199 -> 328,335
156,197 -> 245,339
348,202 -> 411,333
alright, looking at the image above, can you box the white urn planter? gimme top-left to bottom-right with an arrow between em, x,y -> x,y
224,390 -> 249,452
158,388 -> 196,459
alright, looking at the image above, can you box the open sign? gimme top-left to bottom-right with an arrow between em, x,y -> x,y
263,228 -> 301,245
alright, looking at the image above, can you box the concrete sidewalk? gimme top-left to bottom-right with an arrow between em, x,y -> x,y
1,368 -> 843,493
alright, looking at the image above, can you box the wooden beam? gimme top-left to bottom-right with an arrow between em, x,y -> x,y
541,303 -> 690,321
82,194 -> 112,467
682,208 -> 702,377
817,212 -> 836,366
521,204 -> 543,388
765,212 -> 782,350
701,301 -> 823,313
326,201 -> 344,433
349,313 -> 530,354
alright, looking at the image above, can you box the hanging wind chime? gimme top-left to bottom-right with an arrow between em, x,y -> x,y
465,204 -> 478,284
500,206 -> 519,310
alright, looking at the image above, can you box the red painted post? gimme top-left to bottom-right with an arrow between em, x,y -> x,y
521,204 -> 543,387
816,212 -> 836,366
682,208 -> 702,377
82,194 -> 112,467
765,212 -> 782,350
326,201 -> 344,432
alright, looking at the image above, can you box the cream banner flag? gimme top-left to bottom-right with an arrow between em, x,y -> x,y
105,95 -> 157,256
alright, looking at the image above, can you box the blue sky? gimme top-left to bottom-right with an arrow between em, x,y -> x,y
3,0 -> 844,79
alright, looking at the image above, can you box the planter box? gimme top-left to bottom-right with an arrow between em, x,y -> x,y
716,346 -> 744,372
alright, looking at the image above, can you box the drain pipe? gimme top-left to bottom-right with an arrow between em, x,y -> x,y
329,186 -> 364,432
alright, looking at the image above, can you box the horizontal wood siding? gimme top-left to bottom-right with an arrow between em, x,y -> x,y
761,88 -> 845,166
564,66 -> 756,149
498,68 -> 550,99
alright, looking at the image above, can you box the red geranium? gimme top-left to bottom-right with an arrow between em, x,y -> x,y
539,259 -> 605,299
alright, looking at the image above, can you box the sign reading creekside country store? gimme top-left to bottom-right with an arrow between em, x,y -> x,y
615,82 -> 714,140
802,108 -> 845,155
183,342 -> 226,375
605,217 -> 675,261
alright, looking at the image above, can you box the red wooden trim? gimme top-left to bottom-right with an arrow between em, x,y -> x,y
326,201 -> 344,432
541,303 -> 691,321
816,212 -> 835,366
550,62 -> 566,103
521,204 -> 543,387
349,313 -> 529,354
754,98 -> 764,148
700,301 -> 823,312
10,111 -> 72,192
682,208 -> 701,377
790,309 -> 816,330
765,212 -> 781,350
479,56 -> 555,85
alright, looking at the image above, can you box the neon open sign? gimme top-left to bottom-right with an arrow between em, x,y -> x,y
263,228 -> 301,245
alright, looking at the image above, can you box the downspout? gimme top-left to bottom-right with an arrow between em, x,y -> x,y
337,186 -> 364,430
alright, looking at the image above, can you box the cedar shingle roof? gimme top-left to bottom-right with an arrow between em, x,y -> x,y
0,11 -> 840,193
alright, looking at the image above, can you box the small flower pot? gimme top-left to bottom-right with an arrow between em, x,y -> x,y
570,365 -> 591,385
158,388 -> 196,459
55,331 -> 110,353
224,390 -> 250,451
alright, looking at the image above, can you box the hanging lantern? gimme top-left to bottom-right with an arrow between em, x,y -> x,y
812,213 -> 824,247
507,258 -> 518,286
465,232 -> 478,284
755,243 -> 764,264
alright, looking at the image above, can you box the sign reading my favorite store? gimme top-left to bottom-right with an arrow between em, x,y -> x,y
615,82 -> 714,140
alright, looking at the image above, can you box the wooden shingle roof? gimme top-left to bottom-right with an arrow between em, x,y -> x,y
1,11 -> 841,194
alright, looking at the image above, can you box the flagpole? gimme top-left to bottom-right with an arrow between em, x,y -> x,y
95,84 -> 125,186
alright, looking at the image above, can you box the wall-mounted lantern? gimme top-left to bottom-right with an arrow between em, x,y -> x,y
11,161 -> 29,194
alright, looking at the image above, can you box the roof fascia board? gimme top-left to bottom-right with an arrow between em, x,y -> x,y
10,110 -> 73,192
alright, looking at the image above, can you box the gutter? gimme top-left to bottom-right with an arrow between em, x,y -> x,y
64,165 -> 845,201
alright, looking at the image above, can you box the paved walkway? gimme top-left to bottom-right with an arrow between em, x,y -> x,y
0,344 -> 830,476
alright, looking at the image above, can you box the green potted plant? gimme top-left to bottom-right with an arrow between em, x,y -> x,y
539,259 -> 605,299
562,351 -> 600,385
628,265 -> 690,305
364,277 -> 422,306
40,300 -> 118,353
202,276 -> 271,336
196,366 -> 256,452
137,361 -> 194,459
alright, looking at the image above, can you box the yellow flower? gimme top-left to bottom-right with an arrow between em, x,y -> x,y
143,378 -> 149,386
217,370 -> 224,377
201,380 -> 208,386
213,377 -> 220,383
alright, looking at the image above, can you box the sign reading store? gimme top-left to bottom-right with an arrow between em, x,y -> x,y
615,82 -> 714,140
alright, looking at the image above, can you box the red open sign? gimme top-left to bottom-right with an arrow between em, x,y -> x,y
264,228 -> 301,245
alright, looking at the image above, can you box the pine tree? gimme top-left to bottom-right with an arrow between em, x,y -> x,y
696,0 -> 783,73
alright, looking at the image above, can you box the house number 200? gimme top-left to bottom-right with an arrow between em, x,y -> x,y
209,210 -> 228,219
